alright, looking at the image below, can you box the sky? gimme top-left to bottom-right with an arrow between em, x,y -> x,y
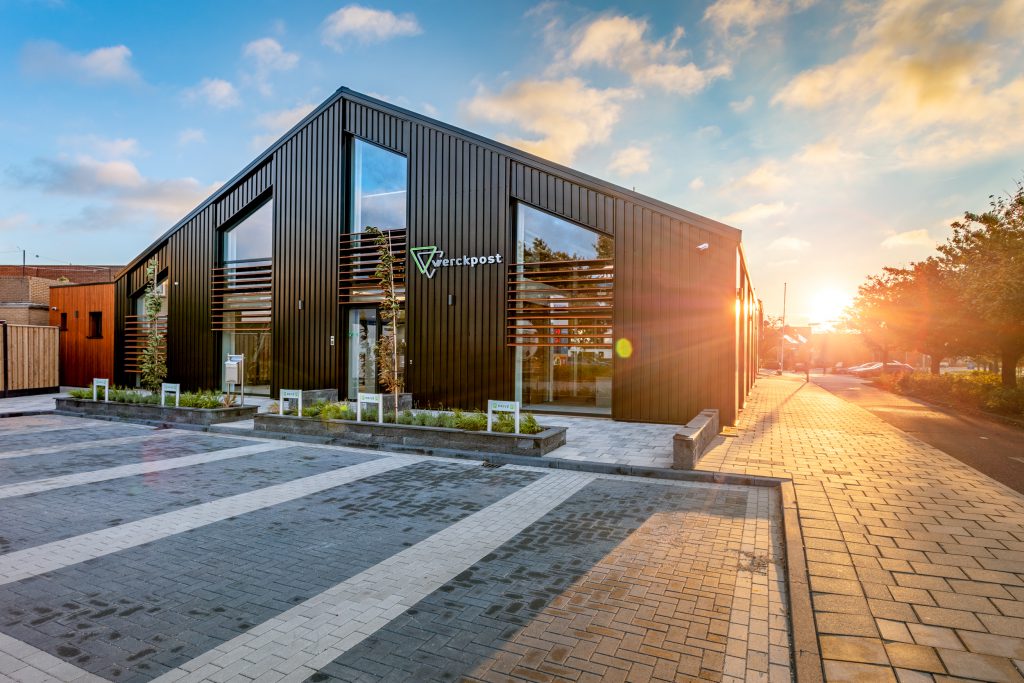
1,0 -> 1022,326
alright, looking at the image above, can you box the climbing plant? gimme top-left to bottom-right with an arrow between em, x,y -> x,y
365,227 -> 404,397
138,256 -> 167,392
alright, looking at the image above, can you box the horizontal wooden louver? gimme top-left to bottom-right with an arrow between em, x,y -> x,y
211,259 -> 272,332
124,314 -> 167,374
338,229 -> 407,304
507,258 -> 614,348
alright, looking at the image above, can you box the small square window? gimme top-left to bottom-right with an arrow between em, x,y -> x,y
87,311 -> 103,339
59,312 -> 68,332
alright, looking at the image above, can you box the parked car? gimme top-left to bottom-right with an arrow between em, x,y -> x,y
850,362 -> 884,377
885,361 -> 915,373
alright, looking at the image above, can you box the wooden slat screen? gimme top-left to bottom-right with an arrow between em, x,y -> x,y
124,314 -> 167,374
507,258 -> 614,348
211,259 -> 272,332
338,230 -> 406,304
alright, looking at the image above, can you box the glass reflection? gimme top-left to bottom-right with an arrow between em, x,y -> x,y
351,139 -> 407,233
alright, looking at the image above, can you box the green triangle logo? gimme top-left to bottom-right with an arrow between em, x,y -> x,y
410,245 -> 440,278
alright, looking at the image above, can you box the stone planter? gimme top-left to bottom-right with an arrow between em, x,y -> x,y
55,397 -> 258,427
254,413 -> 566,456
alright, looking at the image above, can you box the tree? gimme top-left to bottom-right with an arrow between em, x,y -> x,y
365,227 -> 404,399
939,181 -> 1024,388
138,257 -> 167,392
849,259 -> 970,374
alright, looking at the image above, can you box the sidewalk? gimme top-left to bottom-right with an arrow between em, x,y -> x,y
700,374 -> 1024,682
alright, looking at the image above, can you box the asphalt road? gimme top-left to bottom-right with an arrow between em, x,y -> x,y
814,373 -> 1024,495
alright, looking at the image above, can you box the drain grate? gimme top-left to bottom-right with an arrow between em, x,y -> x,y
482,460 -> 504,469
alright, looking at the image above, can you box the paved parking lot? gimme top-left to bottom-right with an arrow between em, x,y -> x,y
0,415 -> 787,683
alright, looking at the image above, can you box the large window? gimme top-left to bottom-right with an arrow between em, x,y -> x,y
514,204 -> 614,414
220,199 -> 273,395
351,139 -> 407,233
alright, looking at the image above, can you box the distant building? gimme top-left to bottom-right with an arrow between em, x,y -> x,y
0,276 -> 61,326
49,283 -> 115,387
0,265 -> 120,284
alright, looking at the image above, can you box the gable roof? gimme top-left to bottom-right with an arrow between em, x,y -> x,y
120,87 -> 740,277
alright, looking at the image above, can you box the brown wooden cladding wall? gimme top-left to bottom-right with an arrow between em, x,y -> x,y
0,323 -> 59,393
114,89 -> 752,424
49,284 -> 114,387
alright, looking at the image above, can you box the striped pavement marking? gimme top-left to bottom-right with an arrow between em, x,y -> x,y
0,454 -> 418,586
153,471 -> 596,683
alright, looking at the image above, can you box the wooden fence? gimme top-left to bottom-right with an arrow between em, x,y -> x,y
0,322 -> 59,396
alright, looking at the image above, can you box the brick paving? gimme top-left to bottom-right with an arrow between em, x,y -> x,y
699,374 -> 1024,683
0,414 -> 785,682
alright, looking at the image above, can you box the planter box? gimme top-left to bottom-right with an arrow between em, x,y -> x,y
254,413 -> 566,456
56,397 -> 258,426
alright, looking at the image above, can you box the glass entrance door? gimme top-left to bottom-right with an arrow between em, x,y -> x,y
347,308 -> 378,400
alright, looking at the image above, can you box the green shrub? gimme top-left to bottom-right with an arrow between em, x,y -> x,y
68,387 -> 93,399
878,370 -> 1024,418
175,390 -> 223,409
396,409 -> 415,425
320,402 -> 354,421
302,401 -> 327,418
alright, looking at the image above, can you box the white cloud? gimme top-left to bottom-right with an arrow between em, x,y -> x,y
15,155 -> 218,223
730,95 -> 755,112
559,15 -> 730,95
185,78 -> 240,109
768,235 -> 810,251
464,78 -> 636,165
60,135 -> 139,159
704,0 -> 818,42
773,0 -> 1024,167
177,128 -> 206,146
243,38 -> 299,95
20,41 -> 140,84
0,213 -> 30,233
793,138 -> 866,166
881,229 -> 934,249
733,160 -> 790,192
251,103 -> 316,149
689,177 -> 706,190
696,125 -> 722,140
608,146 -> 651,176
321,5 -> 422,50
724,201 -> 790,226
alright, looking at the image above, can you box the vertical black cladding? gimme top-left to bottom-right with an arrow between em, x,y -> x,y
272,100 -> 343,394
167,206 -> 218,390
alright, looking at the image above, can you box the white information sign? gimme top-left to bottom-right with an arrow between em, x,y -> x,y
357,392 -> 384,423
92,378 -> 110,402
280,389 -> 303,416
161,383 -> 181,407
487,399 -> 520,434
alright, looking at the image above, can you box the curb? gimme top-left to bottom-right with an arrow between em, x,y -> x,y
0,409 -> 56,419
780,482 -> 825,683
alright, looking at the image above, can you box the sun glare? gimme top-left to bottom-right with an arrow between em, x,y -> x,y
808,289 -> 851,328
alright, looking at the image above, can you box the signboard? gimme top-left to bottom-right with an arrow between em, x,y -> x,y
487,399 -> 520,434
92,378 -> 109,402
161,383 -> 181,407
280,389 -> 303,416
410,245 -> 502,279
356,392 -> 384,423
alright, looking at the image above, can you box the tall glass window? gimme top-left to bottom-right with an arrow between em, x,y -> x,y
514,205 -> 613,414
351,139 -> 407,233
220,199 -> 273,395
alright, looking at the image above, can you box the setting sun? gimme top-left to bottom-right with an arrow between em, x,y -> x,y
808,288 -> 852,327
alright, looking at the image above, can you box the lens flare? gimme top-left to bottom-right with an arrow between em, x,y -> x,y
615,338 -> 633,358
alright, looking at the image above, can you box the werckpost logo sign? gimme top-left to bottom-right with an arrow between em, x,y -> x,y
410,245 -> 502,279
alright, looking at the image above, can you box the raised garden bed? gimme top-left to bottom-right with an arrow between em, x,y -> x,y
55,397 -> 258,426
254,413 -> 567,456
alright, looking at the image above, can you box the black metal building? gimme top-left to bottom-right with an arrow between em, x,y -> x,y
115,87 -> 759,425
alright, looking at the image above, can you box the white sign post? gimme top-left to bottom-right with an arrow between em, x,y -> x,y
280,389 -> 303,416
92,378 -> 110,402
161,383 -> 181,407
487,399 -> 521,434
357,392 -> 384,424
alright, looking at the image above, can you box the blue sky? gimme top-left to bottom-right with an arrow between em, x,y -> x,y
1,0 -> 1022,325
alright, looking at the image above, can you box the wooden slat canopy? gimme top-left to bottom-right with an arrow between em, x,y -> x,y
124,314 -> 167,374
338,229 -> 406,304
507,258 -> 613,348
211,259 -> 272,332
